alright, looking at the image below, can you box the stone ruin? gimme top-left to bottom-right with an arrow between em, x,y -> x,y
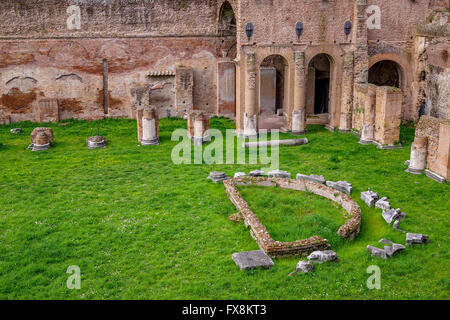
406,115 -> 449,183
29,127 -> 54,151
136,107 -> 159,146
187,110 -> 210,146
354,84 -> 403,149
223,176 -> 362,258
86,136 -> 107,149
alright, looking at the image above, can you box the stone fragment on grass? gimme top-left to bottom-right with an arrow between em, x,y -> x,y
232,250 -> 274,270
375,197 -> 391,210
87,136 -> 107,149
361,189 -> 379,207
296,173 -> 326,184
288,260 -> 314,276
406,233 -> 429,245
249,170 -> 265,177
207,172 -> 229,183
10,128 -> 21,134
382,208 -> 400,224
307,250 -> 338,264
326,181 -> 353,194
366,245 -> 388,259
268,170 -> 291,179
234,172 -> 246,178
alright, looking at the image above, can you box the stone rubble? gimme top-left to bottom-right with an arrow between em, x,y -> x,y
367,239 -> 406,259
268,170 -> 291,179
288,260 -> 315,276
360,189 -> 379,207
207,172 -> 229,183
406,233 -> 429,245
234,172 -> 246,178
375,197 -> 391,210
307,250 -> 338,264
325,181 -> 353,194
296,173 -> 326,185
10,128 -> 21,134
248,170 -> 265,177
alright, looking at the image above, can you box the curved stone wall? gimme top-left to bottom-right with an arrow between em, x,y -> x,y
223,176 -> 362,257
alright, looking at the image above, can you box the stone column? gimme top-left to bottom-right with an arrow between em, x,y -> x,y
339,52 -> 354,132
406,136 -> 428,174
243,52 -> 258,138
141,107 -> 159,146
359,84 -> 377,144
292,51 -> 307,135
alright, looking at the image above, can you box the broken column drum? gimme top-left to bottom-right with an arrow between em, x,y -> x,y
141,108 -> 159,146
29,127 -> 54,151
407,136 -> 428,174
188,111 -> 210,146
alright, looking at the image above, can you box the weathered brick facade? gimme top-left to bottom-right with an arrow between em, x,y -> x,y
0,0 -> 448,134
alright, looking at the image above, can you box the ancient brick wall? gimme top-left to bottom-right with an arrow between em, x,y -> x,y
0,0 -> 224,123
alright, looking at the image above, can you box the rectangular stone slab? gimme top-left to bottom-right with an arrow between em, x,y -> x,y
232,250 -> 274,270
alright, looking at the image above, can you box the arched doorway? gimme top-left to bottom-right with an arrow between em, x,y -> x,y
306,54 -> 333,125
259,55 -> 287,115
217,1 -> 237,116
368,60 -> 401,88
258,55 -> 288,130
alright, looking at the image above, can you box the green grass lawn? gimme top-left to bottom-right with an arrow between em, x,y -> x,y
0,117 -> 448,300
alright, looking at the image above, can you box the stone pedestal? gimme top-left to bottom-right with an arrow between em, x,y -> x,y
406,136 -> 428,174
188,110 -> 210,145
291,110 -> 306,135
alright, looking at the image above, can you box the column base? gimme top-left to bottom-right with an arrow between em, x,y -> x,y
31,143 -> 50,152
325,124 -> 335,132
292,130 -> 307,136
141,138 -> 159,146
338,129 -> 352,133
405,167 -> 424,175
358,139 -> 373,145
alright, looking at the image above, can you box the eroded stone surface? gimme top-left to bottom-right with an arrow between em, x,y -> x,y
406,233 -> 429,245
268,170 -> 290,179
361,189 -> 379,207
296,173 -> 326,185
232,250 -> 274,270
207,172 -> 229,183
375,197 -> 391,210
248,170 -> 265,177
326,181 -> 353,194
87,136 -> 107,149
234,172 -> 246,178
289,260 -> 314,276
307,250 -> 338,264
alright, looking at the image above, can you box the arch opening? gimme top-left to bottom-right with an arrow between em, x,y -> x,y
368,60 -> 401,88
307,54 -> 332,117
259,55 -> 288,116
